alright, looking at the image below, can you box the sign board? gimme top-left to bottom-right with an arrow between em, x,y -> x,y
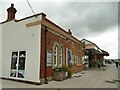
47,51 -> 52,66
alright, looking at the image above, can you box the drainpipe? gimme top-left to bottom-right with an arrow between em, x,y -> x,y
44,27 -> 48,84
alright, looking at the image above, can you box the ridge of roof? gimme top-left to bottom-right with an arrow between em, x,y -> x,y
0,12 -> 84,46
0,12 -> 46,24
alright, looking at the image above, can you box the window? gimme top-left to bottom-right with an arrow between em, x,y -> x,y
10,51 -> 26,78
18,51 -> 26,78
11,52 -> 18,70
10,52 -> 18,77
66,48 -> 72,67
18,51 -> 26,70
53,42 -> 64,67
53,45 -> 58,66
59,46 -> 63,65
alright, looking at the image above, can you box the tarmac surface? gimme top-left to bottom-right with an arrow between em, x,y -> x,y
0,63 -> 119,89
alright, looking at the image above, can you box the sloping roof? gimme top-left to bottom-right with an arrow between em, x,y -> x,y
82,39 -> 109,56
0,12 -> 84,47
81,38 -> 101,49
44,18 -> 84,46
101,49 -> 109,56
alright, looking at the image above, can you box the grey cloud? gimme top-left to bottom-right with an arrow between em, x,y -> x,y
52,2 -> 118,38
0,1 -> 118,59
44,2 -> 116,39
1,2 -> 118,38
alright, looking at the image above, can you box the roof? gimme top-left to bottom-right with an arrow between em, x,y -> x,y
101,49 -> 109,56
0,12 -> 46,24
44,18 -> 84,46
85,48 -> 102,55
82,39 -> 109,56
81,38 -> 101,49
0,12 -> 84,47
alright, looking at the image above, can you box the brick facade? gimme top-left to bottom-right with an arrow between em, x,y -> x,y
40,17 -> 85,79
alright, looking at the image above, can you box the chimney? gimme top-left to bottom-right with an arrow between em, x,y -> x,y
7,4 -> 17,21
68,29 -> 72,36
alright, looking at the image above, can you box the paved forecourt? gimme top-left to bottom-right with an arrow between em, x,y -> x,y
1,63 -> 119,88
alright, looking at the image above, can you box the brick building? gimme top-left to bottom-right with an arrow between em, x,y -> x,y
0,4 -> 85,83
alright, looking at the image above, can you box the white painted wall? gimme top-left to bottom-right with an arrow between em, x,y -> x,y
0,24 -> 2,77
2,15 -> 42,83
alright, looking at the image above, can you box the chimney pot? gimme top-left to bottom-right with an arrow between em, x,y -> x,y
11,3 -> 14,7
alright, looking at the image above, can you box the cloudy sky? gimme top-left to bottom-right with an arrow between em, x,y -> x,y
0,0 -> 119,59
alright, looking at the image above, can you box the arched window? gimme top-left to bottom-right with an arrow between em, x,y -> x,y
53,42 -> 64,67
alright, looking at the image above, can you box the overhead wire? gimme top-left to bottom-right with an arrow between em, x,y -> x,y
26,0 -> 37,18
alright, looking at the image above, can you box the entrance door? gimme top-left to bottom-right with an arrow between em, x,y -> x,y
10,51 -> 26,78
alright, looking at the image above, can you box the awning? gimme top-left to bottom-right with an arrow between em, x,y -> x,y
84,49 -> 102,55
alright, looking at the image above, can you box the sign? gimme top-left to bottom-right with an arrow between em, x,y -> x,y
47,51 -> 52,66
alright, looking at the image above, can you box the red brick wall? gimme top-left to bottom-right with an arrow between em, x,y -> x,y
40,27 -> 85,79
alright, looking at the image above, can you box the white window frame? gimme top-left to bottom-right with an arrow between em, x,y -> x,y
10,51 -> 26,79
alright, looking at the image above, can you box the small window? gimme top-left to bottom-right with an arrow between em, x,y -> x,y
66,48 -> 73,67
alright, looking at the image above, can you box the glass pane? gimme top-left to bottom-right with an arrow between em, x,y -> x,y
67,49 -> 72,67
11,52 -> 18,69
60,47 -> 63,65
18,51 -> 26,78
18,51 -> 26,70
18,70 -> 24,78
10,70 -> 16,77
60,56 -> 62,64
53,46 -> 58,65
54,56 -> 56,64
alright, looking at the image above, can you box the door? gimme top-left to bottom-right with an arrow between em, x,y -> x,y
10,51 -> 26,78
10,52 -> 18,77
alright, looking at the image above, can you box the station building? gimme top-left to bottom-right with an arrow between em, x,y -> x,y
81,39 -> 109,68
0,4 -> 85,83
